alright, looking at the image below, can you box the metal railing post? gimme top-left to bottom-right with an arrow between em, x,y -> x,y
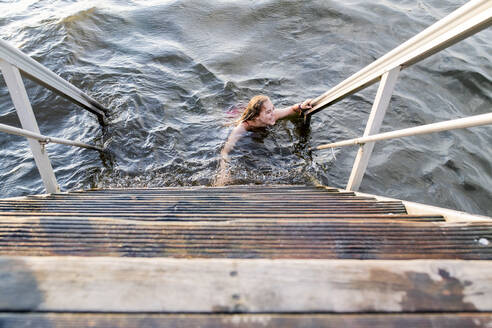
346,66 -> 400,191
0,59 -> 59,194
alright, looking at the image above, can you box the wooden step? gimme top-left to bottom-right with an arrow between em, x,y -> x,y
1,186 -> 489,260
0,185 -> 413,218
1,257 -> 491,313
0,217 -> 490,259
1,313 -> 491,328
0,185 -> 490,325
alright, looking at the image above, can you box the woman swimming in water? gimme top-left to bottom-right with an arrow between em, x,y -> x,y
215,95 -> 313,185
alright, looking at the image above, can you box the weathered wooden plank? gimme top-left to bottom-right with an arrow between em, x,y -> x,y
0,199 -> 396,205
0,216 -> 489,259
1,186 -> 489,261
45,190 -> 348,195
0,237 -> 486,248
0,218 -> 483,230
80,187 -> 334,192
0,313 -> 491,328
73,185 -> 339,192
75,190 -> 344,195
0,210 -> 410,216
30,194 -> 360,201
0,201 -> 381,209
28,188 -> 350,197
1,250 -> 489,260
0,212 -> 422,219
0,201 -> 405,207
0,244 -> 487,259
0,216 -> 485,231
0,257 -> 491,313
0,217 -> 455,227
0,203 -> 408,210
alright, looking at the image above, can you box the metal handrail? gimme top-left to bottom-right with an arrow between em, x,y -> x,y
305,0 -> 492,116
314,113 -> 492,150
0,39 -> 107,123
0,39 -> 108,193
0,123 -> 103,151
308,0 -> 492,192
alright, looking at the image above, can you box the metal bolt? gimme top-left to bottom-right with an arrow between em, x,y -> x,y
478,238 -> 490,246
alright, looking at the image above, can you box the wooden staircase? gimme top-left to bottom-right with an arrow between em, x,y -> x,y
0,185 -> 491,327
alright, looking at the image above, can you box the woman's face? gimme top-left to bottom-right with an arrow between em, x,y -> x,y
256,99 -> 276,126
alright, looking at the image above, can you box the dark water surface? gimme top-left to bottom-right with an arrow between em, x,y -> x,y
0,0 -> 491,216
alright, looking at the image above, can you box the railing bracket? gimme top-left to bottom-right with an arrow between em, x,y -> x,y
39,141 -> 46,154
39,138 -> 52,154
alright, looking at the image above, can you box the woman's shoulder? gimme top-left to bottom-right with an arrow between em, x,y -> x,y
226,122 -> 249,142
235,121 -> 249,133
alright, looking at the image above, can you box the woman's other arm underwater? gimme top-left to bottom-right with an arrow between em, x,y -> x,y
215,123 -> 247,186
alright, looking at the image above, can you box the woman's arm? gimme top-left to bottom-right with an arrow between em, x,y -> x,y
215,123 -> 247,186
274,98 -> 313,121
220,123 -> 246,162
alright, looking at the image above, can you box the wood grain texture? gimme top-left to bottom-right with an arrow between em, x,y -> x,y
1,257 -> 491,313
0,216 -> 490,259
0,313 -> 491,328
0,186 -> 490,320
9,186 -> 492,260
0,186 -> 408,217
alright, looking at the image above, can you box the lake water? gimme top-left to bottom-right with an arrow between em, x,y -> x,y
0,0 -> 491,216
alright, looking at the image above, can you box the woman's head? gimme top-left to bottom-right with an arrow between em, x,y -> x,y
238,95 -> 275,126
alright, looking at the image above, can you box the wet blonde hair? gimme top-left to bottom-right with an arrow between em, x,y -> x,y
237,95 -> 270,124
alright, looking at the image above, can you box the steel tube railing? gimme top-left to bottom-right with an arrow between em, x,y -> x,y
304,0 -> 491,192
0,36 -> 110,193
0,123 -> 104,152
305,0 -> 492,116
0,39 -> 107,123
314,113 -> 492,150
